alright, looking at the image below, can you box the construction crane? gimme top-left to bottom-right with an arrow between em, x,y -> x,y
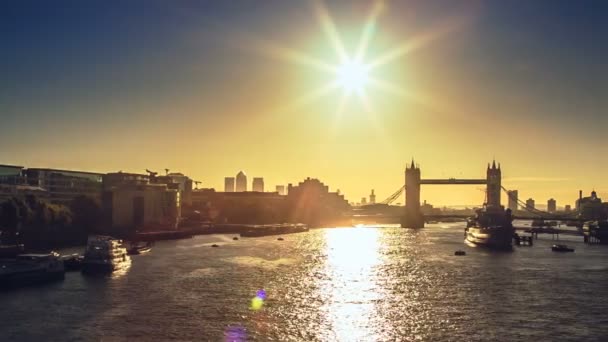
165,168 -> 170,175
194,180 -> 201,189
145,169 -> 158,178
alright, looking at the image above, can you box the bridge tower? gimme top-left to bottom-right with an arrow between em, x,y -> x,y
486,160 -> 502,207
401,159 -> 425,228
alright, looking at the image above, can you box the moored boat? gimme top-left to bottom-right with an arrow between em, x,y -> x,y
583,221 -> 608,243
82,235 -> 129,274
0,244 -> 25,258
465,205 -> 515,250
0,252 -> 65,288
60,254 -> 84,271
127,242 -> 152,256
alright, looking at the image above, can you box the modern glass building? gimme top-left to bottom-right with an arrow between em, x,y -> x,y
24,168 -> 103,204
0,164 -> 25,185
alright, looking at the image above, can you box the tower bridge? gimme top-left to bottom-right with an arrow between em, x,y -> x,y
352,160 -> 580,226
401,159 -> 502,228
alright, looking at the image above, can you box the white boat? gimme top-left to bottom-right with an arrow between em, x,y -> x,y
82,235 -> 129,274
0,252 -> 65,288
465,205 -> 515,250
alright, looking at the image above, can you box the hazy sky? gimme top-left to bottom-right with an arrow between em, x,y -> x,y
1,0 -> 607,206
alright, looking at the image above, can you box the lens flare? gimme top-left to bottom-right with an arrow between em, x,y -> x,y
224,325 -> 247,342
256,289 -> 267,300
250,289 -> 267,311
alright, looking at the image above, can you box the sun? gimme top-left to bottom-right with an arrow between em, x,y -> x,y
248,0 -> 466,120
335,59 -> 369,94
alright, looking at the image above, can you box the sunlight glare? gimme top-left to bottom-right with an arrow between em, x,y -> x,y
335,59 -> 369,94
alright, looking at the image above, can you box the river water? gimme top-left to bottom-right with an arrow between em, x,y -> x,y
1,223 -> 607,341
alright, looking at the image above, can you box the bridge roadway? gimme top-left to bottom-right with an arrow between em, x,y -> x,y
419,179 -> 487,185
351,213 -> 586,222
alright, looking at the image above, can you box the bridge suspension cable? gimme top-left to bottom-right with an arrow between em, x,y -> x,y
501,186 -> 575,219
381,185 -> 405,205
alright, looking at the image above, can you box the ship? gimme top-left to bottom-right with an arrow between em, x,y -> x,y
82,235 -> 130,274
465,205 -> 515,250
583,221 -> 608,244
0,252 -> 65,288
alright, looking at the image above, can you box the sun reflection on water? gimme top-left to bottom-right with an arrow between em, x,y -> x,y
320,228 -> 385,341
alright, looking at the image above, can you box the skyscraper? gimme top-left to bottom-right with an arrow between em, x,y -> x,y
547,198 -> 556,213
370,189 -> 376,204
526,198 -> 535,210
252,177 -> 264,192
235,171 -> 247,192
224,177 -> 235,192
507,190 -> 518,212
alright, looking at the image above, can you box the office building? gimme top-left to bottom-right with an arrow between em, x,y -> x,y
103,172 -> 150,188
361,197 -> 367,205
0,164 -> 24,185
507,190 -> 518,212
103,184 -> 180,232
252,177 -> 264,192
235,171 -> 247,192
102,172 -> 181,232
370,189 -> 376,204
526,198 -> 535,210
565,205 -> 571,212
153,172 -> 193,206
24,168 -> 103,204
0,184 -> 48,202
547,198 -> 557,213
224,177 -> 235,192
577,190 -> 606,220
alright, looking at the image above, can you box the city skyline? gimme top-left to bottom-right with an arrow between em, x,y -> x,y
2,3 -> 608,340
1,1 -> 606,206
0,160 -> 596,208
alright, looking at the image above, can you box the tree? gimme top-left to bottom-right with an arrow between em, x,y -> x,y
0,199 -> 20,243
70,195 -> 102,233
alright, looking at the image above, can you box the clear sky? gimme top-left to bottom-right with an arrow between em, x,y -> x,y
1,0 -> 607,206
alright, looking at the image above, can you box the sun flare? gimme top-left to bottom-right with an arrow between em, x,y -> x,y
335,59 -> 370,94
249,0 -> 466,123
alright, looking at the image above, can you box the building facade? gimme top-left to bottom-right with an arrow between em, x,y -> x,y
24,168 -> 103,204
235,171 -> 247,192
102,172 -> 180,232
547,198 -> 557,213
0,184 -> 48,202
285,177 -> 350,226
0,164 -> 24,185
577,191 -> 606,220
224,177 -> 235,192
252,177 -> 264,192
153,172 -> 193,206
526,198 -> 535,210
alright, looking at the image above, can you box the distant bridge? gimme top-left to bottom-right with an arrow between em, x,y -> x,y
359,160 -> 586,228
420,179 -> 486,185
351,213 -> 585,222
